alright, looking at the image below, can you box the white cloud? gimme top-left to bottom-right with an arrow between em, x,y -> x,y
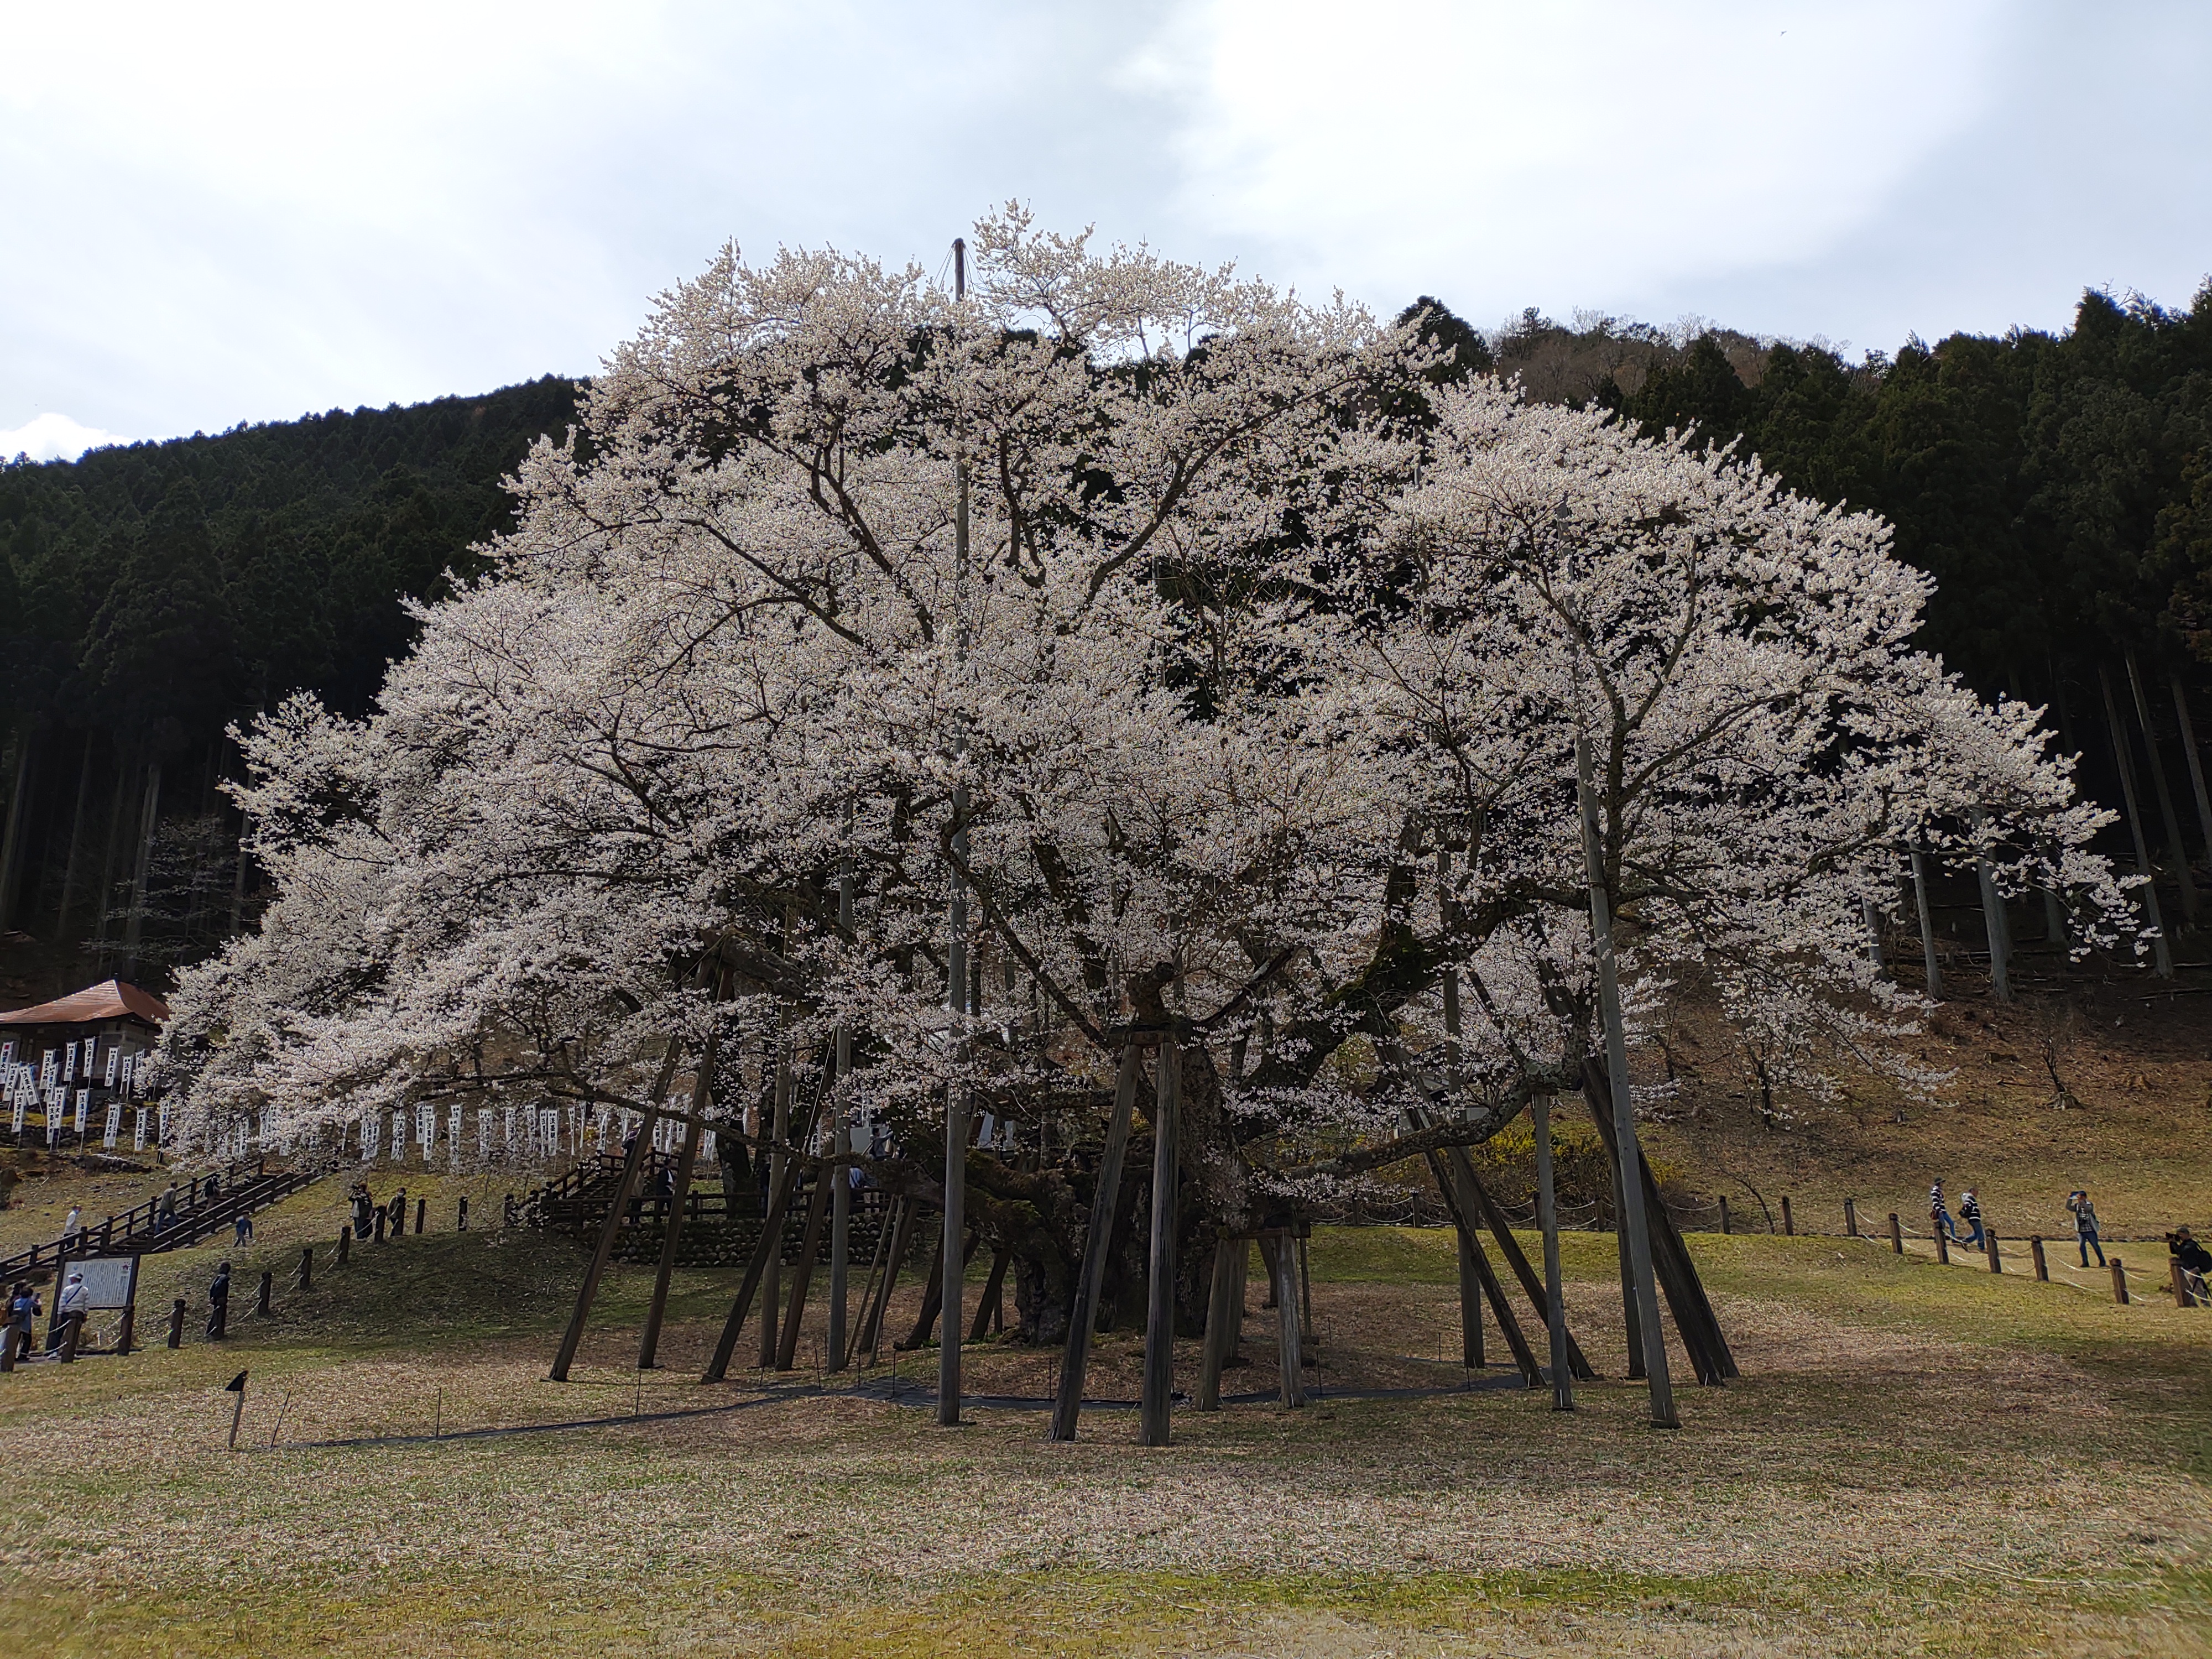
0,414 -> 133,464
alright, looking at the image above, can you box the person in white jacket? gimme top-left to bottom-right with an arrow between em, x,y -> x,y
50,1270 -> 90,1353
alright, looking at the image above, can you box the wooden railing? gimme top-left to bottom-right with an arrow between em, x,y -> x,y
0,1155 -> 336,1282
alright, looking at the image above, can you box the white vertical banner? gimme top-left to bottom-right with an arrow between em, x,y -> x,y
62,1040 -> 78,1083
415,1104 -> 434,1154
0,1039 -> 12,1068
74,1089 -> 89,1134
701,1128 -> 717,1164
501,1105 -> 514,1150
477,1105 -> 491,1159
363,1112 -> 381,1161
105,1044 -> 120,1087
596,1110 -> 609,1154
447,1102 -> 463,1166
132,1107 -> 148,1151
158,1102 -> 171,1145
103,1101 -> 121,1149
391,1109 -> 407,1162
41,1048 -> 57,1088
9,1093 -> 22,1135
541,1108 -> 558,1155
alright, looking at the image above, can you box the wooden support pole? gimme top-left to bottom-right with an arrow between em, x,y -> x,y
701,1081 -> 824,1382
2171,1257 -> 2195,1309
857,1196 -> 915,1365
638,1119 -> 705,1371
2031,1235 -> 2048,1281
828,857 -> 855,1373
167,1300 -> 184,1349
900,1226 -> 978,1350
1197,1236 -> 1241,1412
458,1197 -> 468,1231
1935,1227 -> 1950,1265
1582,1084 -> 1736,1385
1445,1144 -> 1597,1380
1719,1194 -> 1730,1235
337,1227 -> 349,1266
759,1040 -> 793,1371
1532,1093 -> 1573,1411
1603,1112 -> 1643,1380
1781,1196 -> 1794,1237
550,1103 -> 659,1381
299,1245 -> 313,1292
1455,1224 -> 1484,1368
1889,1213 -> 1903,1254
1141,1040 -> 1182,1447
415,1198 -> 425,1235
2111,1258 -> 2129,1305
1050,1045 -> 1142,1443
1844,1198 -> 1858,1239
969,1248 -> 1010,1343
256,1271 -> 272,1317
1426,1150 -> 1543,1387
1985,1230 -> 2002,1275
776,1155 -> 835,1371
1274,1229 -> 1306,1407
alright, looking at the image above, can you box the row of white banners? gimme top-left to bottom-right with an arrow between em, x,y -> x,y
346,1103 -> 719,1168
8,1089 -> 166,1151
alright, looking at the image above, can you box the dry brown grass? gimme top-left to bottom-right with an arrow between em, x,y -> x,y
0,1209 -> 2206,1658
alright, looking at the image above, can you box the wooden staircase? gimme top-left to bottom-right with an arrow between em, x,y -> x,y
0,1155 -> 336,1282
518,1151 -> 893,1266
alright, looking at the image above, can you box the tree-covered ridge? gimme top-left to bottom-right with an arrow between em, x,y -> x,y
0,377 -> 580,982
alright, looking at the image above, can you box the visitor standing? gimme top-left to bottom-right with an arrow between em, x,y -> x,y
1929,1181 -> 1959,1242
61,1204 -> 84,1244
207,1262 -> 231,1340
2067,1190 -> 2104,1267
157,1182 -> 180,1228
51,1270 -> 89,1352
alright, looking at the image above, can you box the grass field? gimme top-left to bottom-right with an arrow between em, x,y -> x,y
1,1167 -> 2208,1658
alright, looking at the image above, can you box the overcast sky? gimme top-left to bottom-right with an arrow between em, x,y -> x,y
4,0 -> 2208,460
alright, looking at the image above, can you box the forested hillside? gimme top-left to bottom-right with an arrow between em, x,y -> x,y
0,377 -> 580,993
4,281 -> 2209,997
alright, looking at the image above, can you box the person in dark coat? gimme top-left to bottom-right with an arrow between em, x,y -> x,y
207,1262 -> 231,1340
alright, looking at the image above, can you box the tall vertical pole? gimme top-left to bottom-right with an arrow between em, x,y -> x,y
940,234 -> 971,1430
1140,1038 -> 1181,1447
123,762 -> 161,973
2100,664 -> 2175,976
1532,1093 -> 1573,1411
2127,653 -> 2198,926
638,1021 -> 718,1371
1576,731 -> 1677,1428
828,859 -> 854,1371
2169,670 -> 2212,868
758,1025 -> 790,1369
1910,846 -> 1943,998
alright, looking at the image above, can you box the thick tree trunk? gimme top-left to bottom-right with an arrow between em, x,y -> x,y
0,729 -> 38,933
53,732 -> 95,946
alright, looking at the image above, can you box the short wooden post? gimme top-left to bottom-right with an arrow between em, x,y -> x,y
2111,1258 -> 2128,1305
415,1198 -> 426,1235
1844,1198 -> 1858,1238
2030,1235 -> 2048,1281
1781,1196 -> 1794,1237
299,1245 -> 314,1291
373,1207 -> 385,1243
58,1313 -> 81,1363
337,1227 -> 349,1265
1532,1092 -> 1574,1412
1935,1228 -> 1950,1265
0,1326 -> 13,1371
392,1192 -> 405,1237
2172,1258 -> 2197,1309
1718,1195 -> 1730,1235
168,1299 -> 185,1348
257,1271 -> 273,1316
457,1197 -> 469,1231
1888,1213 -> 1902,1254
1985,1231 -> 2002,1275
116,1299 -> 134,1356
